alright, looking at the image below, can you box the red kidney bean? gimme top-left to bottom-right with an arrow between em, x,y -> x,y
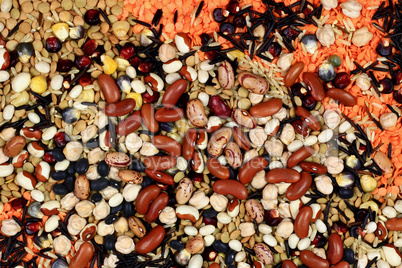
212,179 -> 248,200
266,168 -> 300,183
104,98 -> 136,117
141,103 -> 159,133
98,74 -> 120,103
300,250 -> 329,268
145,192 -> 169,223
154,107 -> 184,122
385,218 -> 402,231
116,111 -> 142,136
135,225 -> 165,254
182,129 -> 197,160
144,156 -> 177,170
135,185 -> 161,215
327,88 -> 357,106
282,260 -> 297,268
284,62 -> 305,87
249,98 -> 282,118
331,262 -> 350,268
238,157 -> 268,184
300,161 -> 327,174
233,126 -> 251,151
294,206 -> 313,238
145,169 -> 174,185
4,136 -> 26,157
162,79 -> 188,109
252,261 -> 263,268
69,242 -> 94,268
207,158 -> 230,180
327,233 -> 343,265
295,106 -> 321,131
151,135 -> 181,157
303,72 -> 326,101
287,146 -> 314,168
375,222 -> 387,240
237,72 -> 269,95
292,119 -> 309,137
286,171 -> 312,201
209,95 -> 231,118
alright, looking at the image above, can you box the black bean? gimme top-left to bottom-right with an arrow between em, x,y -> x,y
224,249 -> 235,265
338,187 -> 354,199
109,179 -> 121,189
212,240 -> 229,253
52,148 -> 65,161
75,158 -> 89,174
141,176 -> 153,188
344,248 -> 355,264
122,201 -> 135,217
91,193 -> 103,203
203,208 -> 218,218
90,178 -> 108,191
66,162 -> 76,175
64,175 -> 75,191
97,161 -> 110,177
105,214 -> 118,225
103,235 -> 115,251
51,171 -> 67,181
169,240 -> 184,251
52,184 -> 69,195
159,122 -> 175,133
110,203 -> 123,214
130,159 -> 146,172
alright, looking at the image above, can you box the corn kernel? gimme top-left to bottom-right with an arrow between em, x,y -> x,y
79,89 -> 95,102
30,76 -> 47,94
101,55 -> 117,75
360,175 -> 377,193
115,57 -> 130,72
112,21 -> 130,38
51,23 -> 69,42
12,91 -> 29,107
125,93 -> 142,110
228,49 -> 245,61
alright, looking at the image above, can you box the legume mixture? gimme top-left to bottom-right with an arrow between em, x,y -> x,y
0,0 -> 402,267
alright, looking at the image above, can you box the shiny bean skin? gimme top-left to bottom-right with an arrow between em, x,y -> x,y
145,169 -> 175,185
207,127 -> 232,158
208,263 -> 220,268
303,72 -> 326,101
331,262 -> 350,268
98,74 -> 120,103
266,168 -> 300,183
187,99 -> 208,128
141,103 -> 159,133
238,157 -> 268,184
69,242 -> 94,268
212,179 -> 248,200
218,61 -> 235,90
209,95 -> 231,118
3,136 -> 26,157
286,171 -> 312,201
249,98 -> 283,118
232,109 -> 257,129
385,218 -> 402,231
224,142 -> 242,168
294,206 -> 313,239
233,126 -> 251,151
135,185 -> 161,215
327,233 -> 343,265
135,225 -> 165,254
287,146 -> 314,168
295,106 -> 321,131
282,260 -> 297,268
182,129 -> 197,160
284,62 -> 305,87
207,158 -> 230,180
116,111 -> 142,136
300,161 -> 327,174
145,192 -> 169,223
104,98 -> 136,117
162,79 -> 188,109
143,156 -> 177,170
300,250 -> 329,268
191,150 -> 204,173
154,107 -> 184,122
237,72 -> 269,95
151,135 -> 181,157
327,88 -> 357,106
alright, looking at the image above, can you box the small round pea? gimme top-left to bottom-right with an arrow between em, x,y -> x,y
328,55 -> 341,67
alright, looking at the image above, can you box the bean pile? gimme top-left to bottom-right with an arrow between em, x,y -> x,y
0,0 -> 402,268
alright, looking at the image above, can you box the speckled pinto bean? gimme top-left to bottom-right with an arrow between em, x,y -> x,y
144,156 -> 177,170
327,233 -> 343,265
238,157 -> 268,184
187,99 -> 208,128
385,218 -> 402,231
154,107 -> 184,122
151,135 -> 181,157
145,169 -> 175,185
116,111 -> 142,136
105,152 -> 131,167
294,206 -> 313,238
69,242 -> 94,268
145,192 -> 169,223
266,168 -> 300,183
300,161 -> 327,174
162,79 -> 188,109
237,72 -> 269,95
135,225 -> 165,254
302,72 -> 326,101
300,250 -> 329,268
98,74 -> 120,103
207,127 -> 232,157
233,126 -> 251,151
191,150 -> 204,173
218,61 -> 235,90
104,98 -> 136,117
135,185 -> 161,215
141,103 -> 159,133
331,262 -> 351,268
207,158 -> 230,180
282,260 -> 297,268
327,88 -> 357,106
225,142 -> 242,168
232,109 -> 257,129
284,62 -> 305,87
287,146 -> 315,168
295,106 -> 321,131
245,200 -> 264,223
286,171 -> 312,201
249,98 -> 283,118
212,179 -> 248,200
74,175 -> 90,200
182,129 -> 197,160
